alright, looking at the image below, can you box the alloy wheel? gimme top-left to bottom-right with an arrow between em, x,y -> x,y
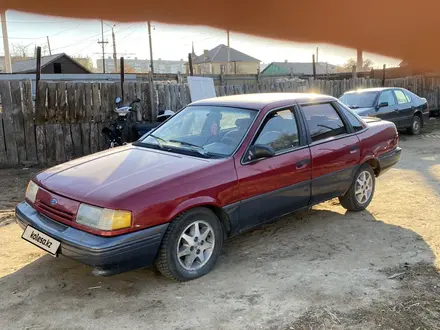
177,220 -> 215,271
355,170 -> 373,204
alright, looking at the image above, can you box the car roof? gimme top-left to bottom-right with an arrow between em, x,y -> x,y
190,93 -> 337,110
342,87 -> 405,94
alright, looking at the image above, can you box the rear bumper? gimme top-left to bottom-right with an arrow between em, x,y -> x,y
15,202 -> 168,275
378,147 -> 401,175
422,112 -> 430,126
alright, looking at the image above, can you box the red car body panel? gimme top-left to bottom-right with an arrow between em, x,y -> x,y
357,119 -> 399,165
310,135 -> 360,179
33,147 -> 240,234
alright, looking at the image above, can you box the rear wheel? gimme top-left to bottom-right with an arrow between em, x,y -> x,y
155,208 -> 223,281
339,164 -> 375,211
407,115 -> 422,135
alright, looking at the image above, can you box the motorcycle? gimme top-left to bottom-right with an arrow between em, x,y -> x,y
102,96 -> 175,148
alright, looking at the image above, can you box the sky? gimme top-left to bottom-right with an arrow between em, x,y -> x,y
1,10 -> 401,69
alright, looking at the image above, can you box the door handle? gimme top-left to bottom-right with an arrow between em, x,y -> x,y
350,146 -> 359,154
394,109 -> 399,112
296,159 -> 310,169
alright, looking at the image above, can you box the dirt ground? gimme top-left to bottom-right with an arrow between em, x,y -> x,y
1,120 -> 440,330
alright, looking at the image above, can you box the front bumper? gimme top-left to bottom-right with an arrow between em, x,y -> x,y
378,147 -> 402,175
15,202 -> 168,275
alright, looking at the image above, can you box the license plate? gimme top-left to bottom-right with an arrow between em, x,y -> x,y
22,226 -> 60,256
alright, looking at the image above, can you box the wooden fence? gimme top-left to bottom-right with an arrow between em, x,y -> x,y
0,75 -> 436,167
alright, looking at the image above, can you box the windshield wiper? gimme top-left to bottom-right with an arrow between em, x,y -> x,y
148,134 -> 167,149
317,124 -> 343,131
169,139 -> 210,157
348,105 -> 360,109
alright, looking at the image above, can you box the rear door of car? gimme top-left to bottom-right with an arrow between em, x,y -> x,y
394,89 -> 414,127
299,102 -> 361,205
375,90 -> 400,126
234,105 -> 311,233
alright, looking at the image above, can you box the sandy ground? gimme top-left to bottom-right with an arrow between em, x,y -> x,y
1,120 -> 440,329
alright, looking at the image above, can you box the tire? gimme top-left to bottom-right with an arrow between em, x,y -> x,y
407,115 -> 422,135
339,164 -> 375,212
155,208 -> 224,281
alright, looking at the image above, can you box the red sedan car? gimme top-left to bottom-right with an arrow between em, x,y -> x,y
16,93 -> 401,281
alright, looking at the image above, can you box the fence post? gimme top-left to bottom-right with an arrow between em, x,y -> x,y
120,57 -> 124,100
188,53 -> 194,76
352,65 -> 357,79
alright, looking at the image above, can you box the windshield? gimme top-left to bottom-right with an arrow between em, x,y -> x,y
339,91 -> 378,108
139,105 -> 257,158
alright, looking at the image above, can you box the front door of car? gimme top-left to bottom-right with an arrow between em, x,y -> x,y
234,107 -> 311,233
300,102 -> 361,204
375,90 -> 400,126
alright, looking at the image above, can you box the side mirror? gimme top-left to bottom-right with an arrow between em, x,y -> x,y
246,144 -> 275,162
376,101 -> 388,110
115,97 -> 121,104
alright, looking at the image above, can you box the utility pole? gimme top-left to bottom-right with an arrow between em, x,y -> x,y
1,11 -> 12,73
97,20 -> 108,73
147,21 -> 154,74
316,47 -> 319,63
357,48 -> 363,72
227,30 -> 230,74
46,36 -> 52,55
111,26 -> 117,72
312,54 -> 316,79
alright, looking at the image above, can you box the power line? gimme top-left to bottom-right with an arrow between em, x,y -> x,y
51,28 -> 112,52
5,20 -> 74,24
5,25 -> 81,40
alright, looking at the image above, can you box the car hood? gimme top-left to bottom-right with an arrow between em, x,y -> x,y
351,107 -> 375,116
35,145 -> 213,207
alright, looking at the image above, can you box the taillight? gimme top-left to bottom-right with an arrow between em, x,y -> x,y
393,134 -> 399,147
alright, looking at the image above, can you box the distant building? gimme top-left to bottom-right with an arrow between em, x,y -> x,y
188,44 -> 260,75
6,53 -> 92,74
96,57 -> 186,74
0,56 -> 32,72
261,61 -> 339,76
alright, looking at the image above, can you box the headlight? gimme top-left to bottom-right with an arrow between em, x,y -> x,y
25,181 -> 39,203
76,203 -> 131,231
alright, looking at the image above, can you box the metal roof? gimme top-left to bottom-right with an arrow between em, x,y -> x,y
191,93 -> 336,110
343,87 -> 396,94
11,53 -> 91,73
192,44 -> 260,64
261,62 -> 339,75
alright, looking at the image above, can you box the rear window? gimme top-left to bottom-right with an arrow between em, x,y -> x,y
335,102 -> 365,132
339,91 -> 378,108
302,103 -> 348,142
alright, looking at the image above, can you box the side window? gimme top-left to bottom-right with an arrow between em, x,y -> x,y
254,109 -> 300,153
302,103 -> 348,142
403,90 -> 412,102
394,90 -> 409,104
378,90 -> 396,106
335,102 -> 365,132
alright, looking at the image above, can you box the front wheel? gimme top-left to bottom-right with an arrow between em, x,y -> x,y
155,208 -> 223,281
339,164 -> 375,212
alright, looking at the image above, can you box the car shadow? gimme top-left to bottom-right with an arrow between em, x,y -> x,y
0,206 -> 437,329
